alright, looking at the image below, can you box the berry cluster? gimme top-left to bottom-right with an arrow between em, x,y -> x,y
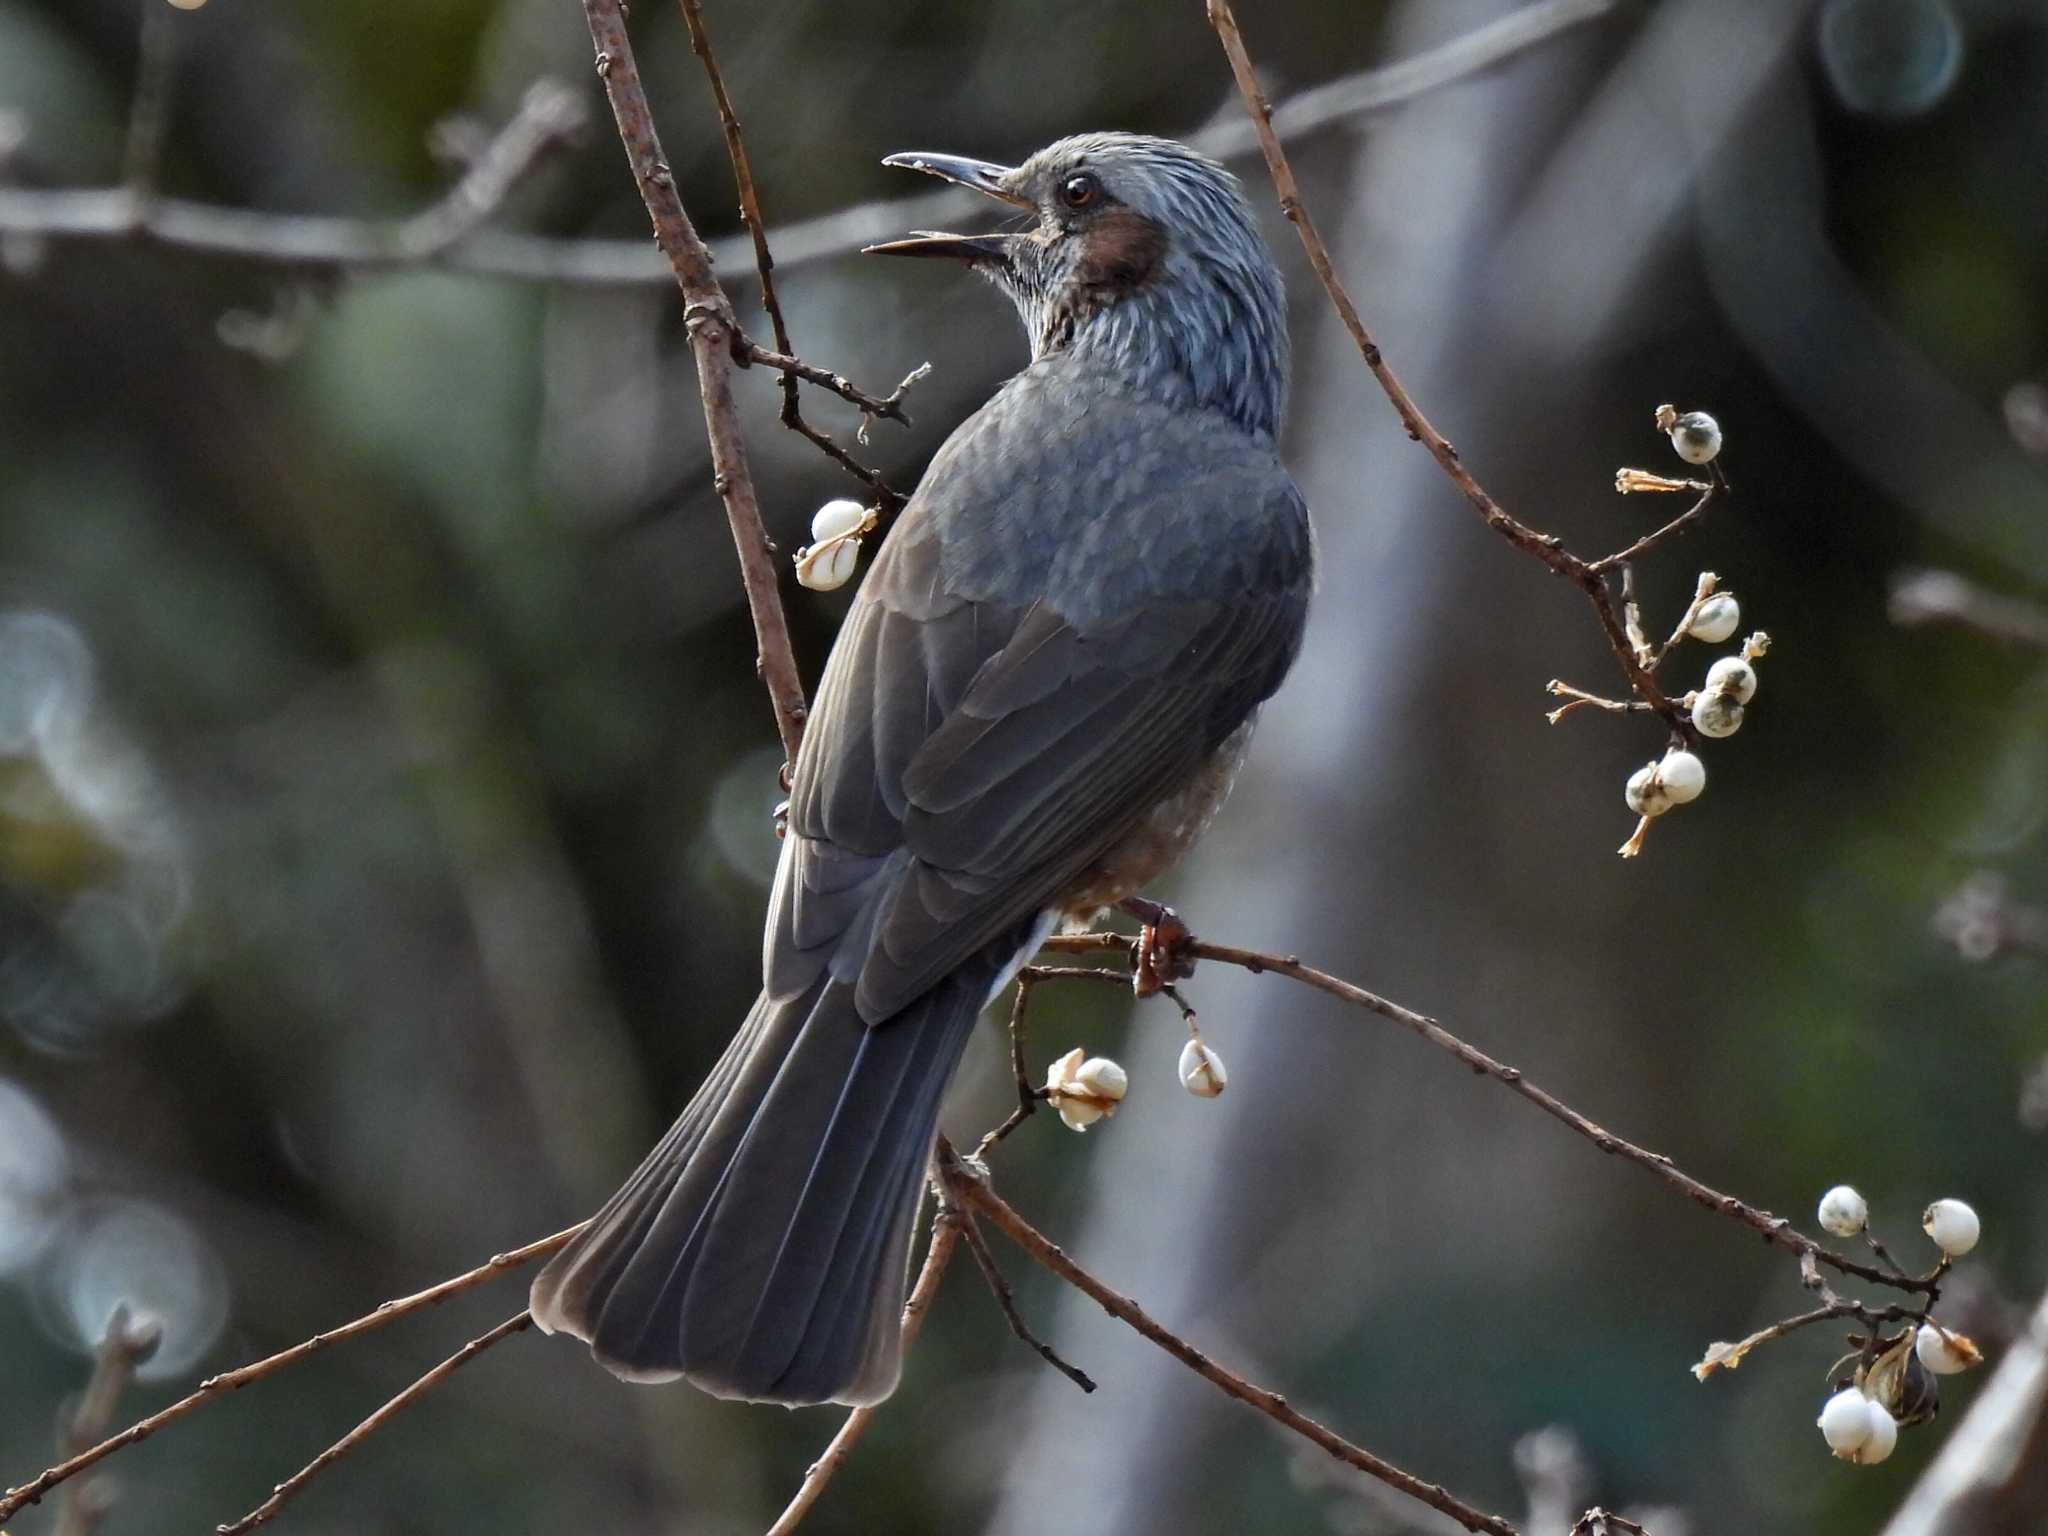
1810,1186 -> 1984,1467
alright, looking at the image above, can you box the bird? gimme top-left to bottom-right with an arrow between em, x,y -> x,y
530,131 -> 1313,1407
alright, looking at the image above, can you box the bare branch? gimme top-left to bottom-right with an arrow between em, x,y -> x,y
54,1304 -> 161,1536
956,1213 -> 1098,1393
1890,568 -> 2048,650
393,80 -> 588,260
1692,1305 -> 1862,1381
1545,679 -> 1653,723
1205,0 -> 1710,747
675,0 -> 908,506
580,0 -> 808,764
216,1310 -> 534,1534
975,970 -> 1048,1157
0,1225 -> 580,1523
1039,932 -> 1934,1297
936,1138 -> 1520,1536
0,2 -> 1616,286
0,78 -> 587,279
1588,466 -> 1726,574
120,0 -> 178,199
742,343 -> 914,425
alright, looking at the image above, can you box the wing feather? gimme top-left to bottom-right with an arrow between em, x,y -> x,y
776,367 -> 1312,1027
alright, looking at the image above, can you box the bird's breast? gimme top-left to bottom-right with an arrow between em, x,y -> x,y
1055,714 -> 1257,925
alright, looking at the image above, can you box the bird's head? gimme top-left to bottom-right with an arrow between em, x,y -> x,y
868,132 -> 1289,440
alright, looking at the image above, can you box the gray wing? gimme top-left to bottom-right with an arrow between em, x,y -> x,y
771,370 -> 1312,1023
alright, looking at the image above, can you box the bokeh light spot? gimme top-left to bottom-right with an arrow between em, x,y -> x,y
0,610 -> 92,757
41,1198 -> 229,1382
0,1078 -> 68,1275
1818,0 -> 1965,119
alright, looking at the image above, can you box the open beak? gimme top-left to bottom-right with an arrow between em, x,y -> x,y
864,151 -> 1030,265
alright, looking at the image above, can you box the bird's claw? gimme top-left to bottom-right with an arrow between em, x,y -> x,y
1119,897 -> 1196,997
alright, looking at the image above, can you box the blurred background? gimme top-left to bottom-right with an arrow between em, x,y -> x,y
1,0 -> 2045,1531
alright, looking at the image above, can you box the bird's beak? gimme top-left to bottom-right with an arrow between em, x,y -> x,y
864,151 -> 1030,265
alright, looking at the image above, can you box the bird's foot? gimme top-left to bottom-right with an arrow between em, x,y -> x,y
1118,896 -> 1197,997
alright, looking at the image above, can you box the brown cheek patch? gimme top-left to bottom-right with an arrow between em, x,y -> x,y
1075,207 -> 1166,294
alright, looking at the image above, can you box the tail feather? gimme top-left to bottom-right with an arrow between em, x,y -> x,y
530,960 -> 996,1406
763,987 -> 977,1395
720,999 -> 939,1391
528,991 -> 780,1373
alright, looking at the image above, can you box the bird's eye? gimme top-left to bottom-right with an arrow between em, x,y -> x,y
1059,172 -> 1100,210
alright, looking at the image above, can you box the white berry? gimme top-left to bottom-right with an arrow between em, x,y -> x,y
795,500 -> 874,591
1045,1047 -> 1126,1132
1817,1185 -> 1868,1238
1691,691 -> 1744,738
1914,1324 -> 1981,1376
1818,1387 -> 1875,1457
809,498 -> 867,543
1669,411 -> 1723,465
1625,762 -> 1667,816
1688,592 -> 1741,644
795,538 -> 861,591
1657,750 -> 1706,804
1705,655 -> 1758,703
1073,1056 -> 1128,1103
1922,1198 -> 1980,1256
1818,1388 -> 1896,1464
1178,1038 -> 1227,1098
1055,1100 -> 1102,1131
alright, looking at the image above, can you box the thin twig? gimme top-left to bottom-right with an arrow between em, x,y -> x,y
2,79 -> 587,281
581,0 -> 808,765
956,1213 -> 1098,1393
215,1310 -> 533,1534
741,342 -> 913,424
0,1225 -> 581,1523
1586,467 -> 1725,575
676,0 -> 908,508
54,1304 -> 161,1536
120,0 -> 178,199
936,1138 -> 1519,1536
1205,0 -> 1707,746
1038,932 -> 1934,1297
1889,569 -> 2048,650
1646,570 -> 1716,669
764,1209 -> 963,1536
1545,679 -> 1652,723
975,971 -> 1048,1157
1183,937 -> 1931,1294
1691,1304 -> 1863,1381
0,2 -> 1614,285
391,80 -> 589,261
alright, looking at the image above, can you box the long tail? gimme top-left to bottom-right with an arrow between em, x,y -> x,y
529,966 -> 990,1406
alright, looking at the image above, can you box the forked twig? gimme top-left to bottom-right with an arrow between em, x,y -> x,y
216,1311 -> 535,1534
936,1137 -> 1519,1536
54,1304 -> 161,1536
1205,0 -> 1722,747
956,1212 -> 1098,1393
0,3 -> 1617,286
1040,931 -> 1934,1296
675,0 -> 911,507
0,1226 -> 580,1523
581,0 -> 808,763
